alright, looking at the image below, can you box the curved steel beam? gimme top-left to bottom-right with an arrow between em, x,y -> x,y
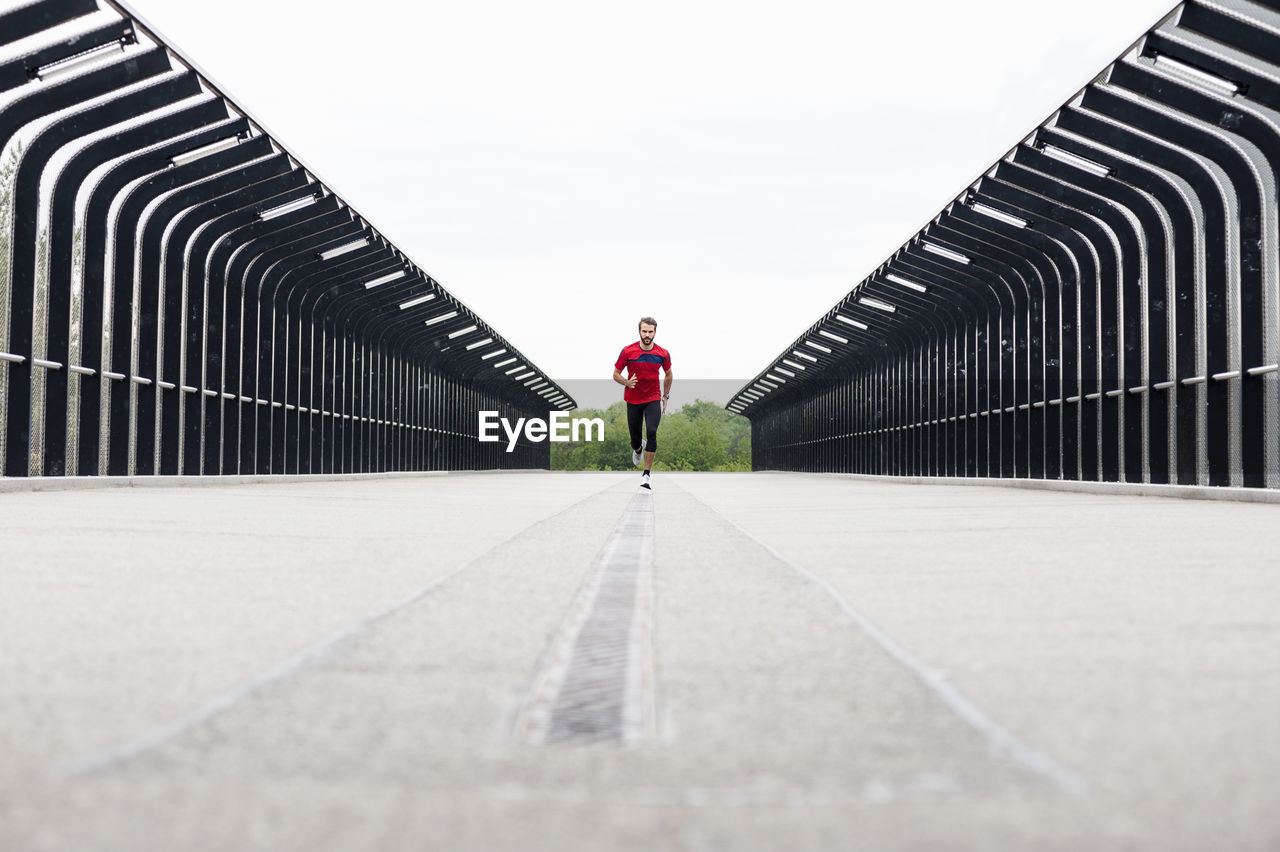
1053,104 -> 1203,484
211,206 -> 356,474
0,0 -> 98,50
196,192 -> 341,474
1079,82 -> 1241,485
1,47 -> 171,475
43,95 -> 227,476
85,120 -> 260,475
129,144 -> 288,472
1108,56 -> 1277,486
241,219 -> 388,473
172,173 -> 315,473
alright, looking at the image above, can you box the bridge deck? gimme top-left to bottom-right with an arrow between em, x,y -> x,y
2,472 -> 1277,850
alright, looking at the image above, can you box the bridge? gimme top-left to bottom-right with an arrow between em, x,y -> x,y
2,0 -> 1278,849
2,472 -> 1277,850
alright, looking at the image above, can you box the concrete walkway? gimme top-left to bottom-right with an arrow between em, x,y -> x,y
1,472 -> 1276,850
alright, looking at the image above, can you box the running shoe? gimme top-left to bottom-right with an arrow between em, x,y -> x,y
640,471 -> 652,490
632,438 -> 646,467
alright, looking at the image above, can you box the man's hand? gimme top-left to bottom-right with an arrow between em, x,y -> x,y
613,368 -> 637,389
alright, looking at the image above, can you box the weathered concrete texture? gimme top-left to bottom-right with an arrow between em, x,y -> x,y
1,471 -> 1278,850
0,473 -> 630,786
671,472 -> 1280,850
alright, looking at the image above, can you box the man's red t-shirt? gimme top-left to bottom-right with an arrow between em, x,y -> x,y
615,342 -> 672,405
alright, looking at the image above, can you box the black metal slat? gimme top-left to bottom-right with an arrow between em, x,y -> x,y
78,117 -> 253,476
1110,55 -> 1275,488
2,48 -> 172,477
0,0 -> 98,48
42,91 -> 221,476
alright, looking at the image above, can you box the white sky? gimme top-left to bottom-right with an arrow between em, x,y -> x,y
122,0 -> 1173,381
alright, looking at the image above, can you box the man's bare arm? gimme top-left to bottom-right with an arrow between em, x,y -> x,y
614,368 -> 636,389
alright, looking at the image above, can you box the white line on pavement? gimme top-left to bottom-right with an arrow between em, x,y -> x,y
55,479 -> 624,779
680,488 -> 1090,796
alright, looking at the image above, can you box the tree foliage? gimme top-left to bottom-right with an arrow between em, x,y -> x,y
550,399 -> 751,471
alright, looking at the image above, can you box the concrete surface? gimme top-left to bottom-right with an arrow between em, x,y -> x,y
0,471 -> 1276,850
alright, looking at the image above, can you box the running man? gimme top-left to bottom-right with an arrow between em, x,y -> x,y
613,316 -> 672,490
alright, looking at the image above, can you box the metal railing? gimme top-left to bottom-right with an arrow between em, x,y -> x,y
729,0 -> 1280,489
0,0 -> 572,476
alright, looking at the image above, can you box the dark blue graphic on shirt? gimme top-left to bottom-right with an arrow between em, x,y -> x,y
630,353 -> 667,365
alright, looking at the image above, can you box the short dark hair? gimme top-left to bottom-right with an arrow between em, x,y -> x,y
638,316 -> 657,330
